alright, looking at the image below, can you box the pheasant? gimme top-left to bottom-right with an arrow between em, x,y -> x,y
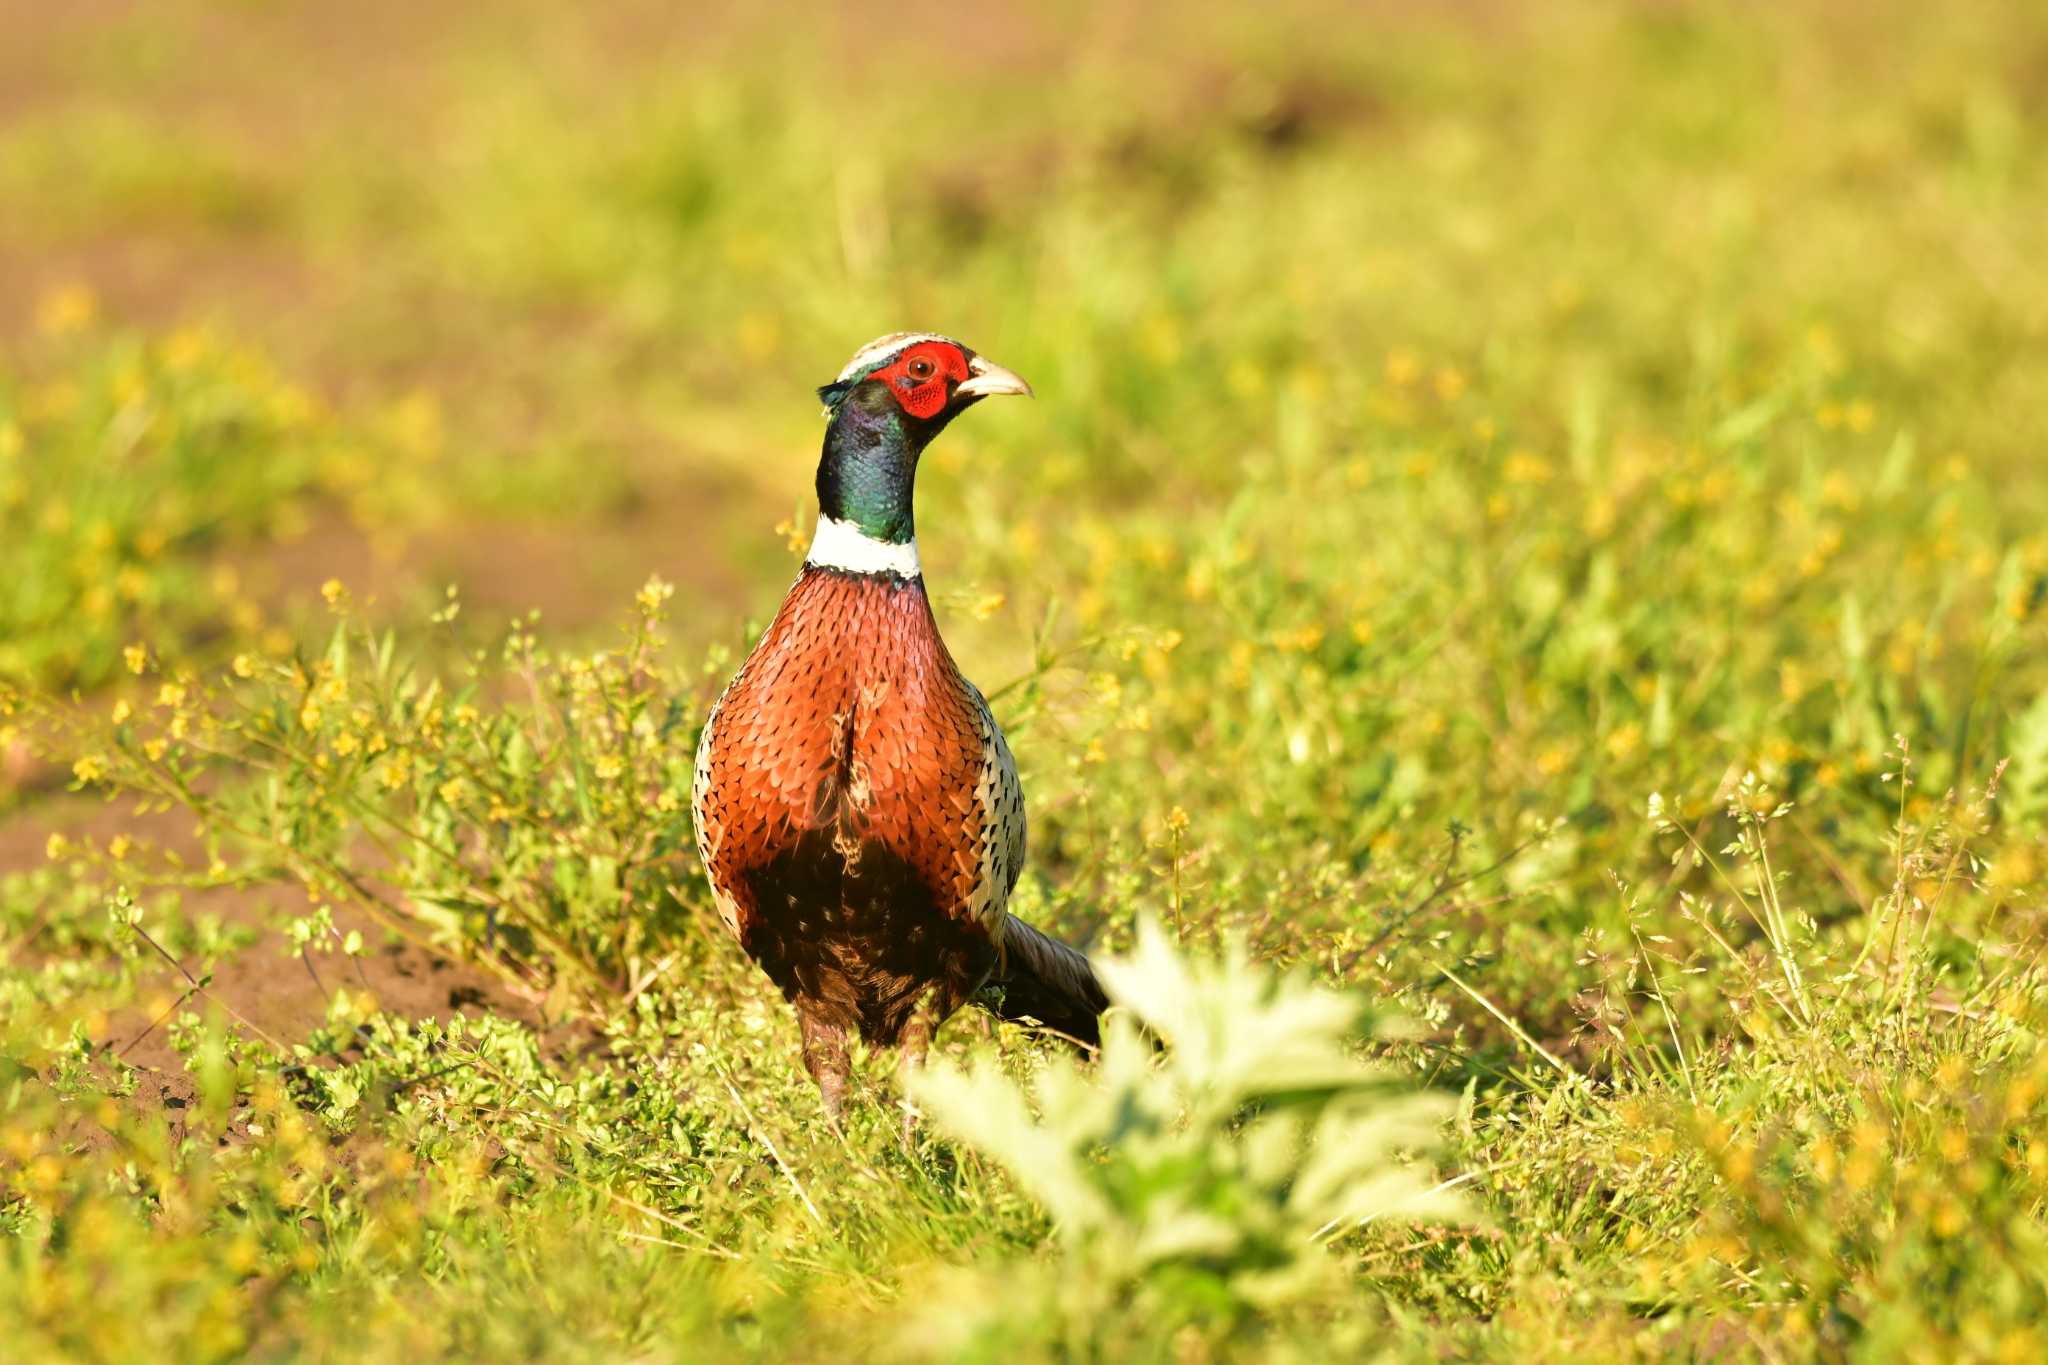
691,332 -> 1107,1116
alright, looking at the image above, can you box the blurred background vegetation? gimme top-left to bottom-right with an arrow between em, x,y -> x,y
3,1 -> 2047,1359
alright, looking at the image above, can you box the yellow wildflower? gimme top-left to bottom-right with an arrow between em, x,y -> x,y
35,283 -> 97,335
1502,450 -> 1553,484
636,575 -> 676,613
1226,358 -> 1267,398
1605,723 -> 1642,761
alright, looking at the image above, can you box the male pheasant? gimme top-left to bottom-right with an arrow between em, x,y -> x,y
692,332 -> 1107,1116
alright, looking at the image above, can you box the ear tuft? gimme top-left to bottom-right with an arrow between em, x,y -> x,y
817,380 -> 853,408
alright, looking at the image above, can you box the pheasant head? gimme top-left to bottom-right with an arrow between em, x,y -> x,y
811,333 -> 1031,567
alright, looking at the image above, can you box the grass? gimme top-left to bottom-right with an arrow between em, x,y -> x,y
3,0 -> 2048,1359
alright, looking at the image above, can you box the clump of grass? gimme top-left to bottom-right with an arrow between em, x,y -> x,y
1414,757 -> 2048,1357
51,578 -> 708,1004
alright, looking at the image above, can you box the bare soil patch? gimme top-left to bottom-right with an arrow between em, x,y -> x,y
0,792 -> 555,1125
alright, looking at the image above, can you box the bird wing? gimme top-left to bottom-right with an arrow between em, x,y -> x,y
962,685 -> 1026,939
690,688 -> 748,941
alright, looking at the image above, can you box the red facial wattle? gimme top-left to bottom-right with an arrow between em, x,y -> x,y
871,341 -> 970,419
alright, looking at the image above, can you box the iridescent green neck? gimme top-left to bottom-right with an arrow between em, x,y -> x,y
815,381 -> 949,543
816,385 -> 916,542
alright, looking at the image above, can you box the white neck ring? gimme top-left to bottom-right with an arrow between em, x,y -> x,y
805,515 -> 922,578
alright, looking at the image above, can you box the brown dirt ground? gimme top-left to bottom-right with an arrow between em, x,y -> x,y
0,791 -> 557,1121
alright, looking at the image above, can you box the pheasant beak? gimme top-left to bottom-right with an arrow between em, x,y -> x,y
955,355 -> 1033,400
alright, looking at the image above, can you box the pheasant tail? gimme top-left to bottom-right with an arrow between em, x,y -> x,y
992,914 -> 1109,1047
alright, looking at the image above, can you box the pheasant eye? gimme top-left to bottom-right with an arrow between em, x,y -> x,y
905,355 -> 937,382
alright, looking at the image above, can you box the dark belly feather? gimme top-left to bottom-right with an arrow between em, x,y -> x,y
740,818 -> 998,1045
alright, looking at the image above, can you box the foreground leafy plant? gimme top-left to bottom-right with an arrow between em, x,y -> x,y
909,921 -> 1469,1352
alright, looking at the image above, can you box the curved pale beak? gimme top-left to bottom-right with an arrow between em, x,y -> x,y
956,355 -> 1033,399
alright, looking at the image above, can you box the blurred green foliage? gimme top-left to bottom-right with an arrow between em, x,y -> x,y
0,320 -> 426,689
